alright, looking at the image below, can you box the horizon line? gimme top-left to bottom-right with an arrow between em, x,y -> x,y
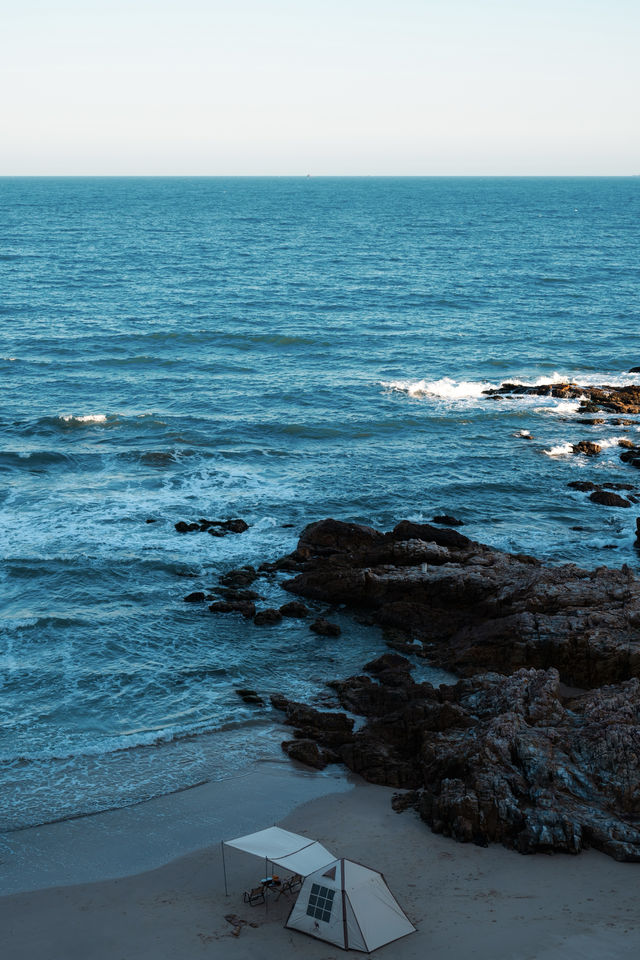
1,173 -> 638,179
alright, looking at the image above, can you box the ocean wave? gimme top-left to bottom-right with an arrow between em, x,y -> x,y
596,436 -> 626,450
0,713 -> 271,765
381,377 -> 496,400
59,413 -> 108,424
382,371 -> 640,407
543,443 -> 574,457
535,399 -> 583,416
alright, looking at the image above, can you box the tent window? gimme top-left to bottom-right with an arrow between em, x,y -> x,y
306,883 -> 335,923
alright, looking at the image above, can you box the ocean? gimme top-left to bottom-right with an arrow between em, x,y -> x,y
1,176 -> 639,833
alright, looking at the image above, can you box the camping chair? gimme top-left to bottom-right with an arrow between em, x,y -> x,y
276,873 -> 303,899
243,886 -> 266,906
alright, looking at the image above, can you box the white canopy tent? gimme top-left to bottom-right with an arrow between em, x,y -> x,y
221,826 -> 335,894
286,857 -> 416,953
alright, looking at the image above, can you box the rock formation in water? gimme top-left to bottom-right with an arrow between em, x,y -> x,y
281,519 -> 640,688
274,656 -> 640,861
267,518 -> 640,861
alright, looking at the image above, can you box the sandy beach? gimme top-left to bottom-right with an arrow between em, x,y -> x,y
1,760 -> 637,960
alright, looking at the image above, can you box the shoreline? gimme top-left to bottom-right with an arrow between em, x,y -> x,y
1,762 -> 638,959
0,760 -> 352,897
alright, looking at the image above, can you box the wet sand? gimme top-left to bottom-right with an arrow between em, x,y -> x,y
1,763 -> 638,959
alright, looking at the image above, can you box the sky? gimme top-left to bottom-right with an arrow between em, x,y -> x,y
1,0 -> 638,175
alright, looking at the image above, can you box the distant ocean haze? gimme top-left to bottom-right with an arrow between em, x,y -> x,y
1,176 -> 639,829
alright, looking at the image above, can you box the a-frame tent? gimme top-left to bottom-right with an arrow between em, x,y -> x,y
286,858 -> 415,953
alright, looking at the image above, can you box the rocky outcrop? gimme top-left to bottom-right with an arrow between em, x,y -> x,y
310,618 -> 341,637
254,608 -> 283,626
279,601 -> 309,618
281,519 -> 640,688
483,381 -> 640,416
589,491 -> 632,508
572,441 -> 601,457
175,518 -> 249,536
273,656 -> 640,861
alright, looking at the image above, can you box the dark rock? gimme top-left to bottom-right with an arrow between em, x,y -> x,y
222,518 -> 250,534
254,608 -> 283,626
572,441 -> 602,457
281,739 -> 336,769
235,688 -> 264,705
145,518 -> 157,523
183,591 -> 206,602
297,518 -> 384,557
629,367 -> 640,373
279,662 -> 640,860
390,519 -> 472,550
282,518 -> 640,688
310,618 -> 341,637
567,481 -> 599,491
575,418 -> 606,425
279,601 -> 309,618
175,518 -> 249,536
208,600 -> 256,619
589,491 -> 632,508
269,516 -> 640,860
602,482 -> 635,491
220,567 -> 258,589
432,515 -> 464,526
271,697 -> 355,748
216,587 -> 261,602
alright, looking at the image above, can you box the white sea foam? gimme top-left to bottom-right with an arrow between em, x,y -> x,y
596,436 -> 626,450
382,370 -> 640,410
60,414 -> 108,423
381,377 -> 497,400
543,443 -> 574,457
534,399 -> 584,416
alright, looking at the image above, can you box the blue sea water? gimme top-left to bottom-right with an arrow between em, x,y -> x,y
1,176 -> 639,831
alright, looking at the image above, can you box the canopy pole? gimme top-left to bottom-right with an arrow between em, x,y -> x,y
265,857 -> 269,913
221,842 -> 228,896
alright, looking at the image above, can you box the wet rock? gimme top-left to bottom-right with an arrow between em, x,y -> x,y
217,587 -> 261,602
175,520 -> 201,533
281,739 -> 337,769
254,608 -> 283,626
208,600 -> 256,619
567,481 -> 599,491
272,697 -> 355,748
575,418 -> 606,425
145,517 -> 157,523
279,600 -> 309,618
629,366 -> 640,373
433,515 -> 464,526
183,591 -> 206,602
589,491 -> 632,508
235,688 -> 264,705
572,441 -> 602,457
175,518 -> 249,536
281,517 -> 640,688
310,618 -> 341,637
278,662 -> 640,860
297,518 -> 384,557
219,567 -> 258,589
